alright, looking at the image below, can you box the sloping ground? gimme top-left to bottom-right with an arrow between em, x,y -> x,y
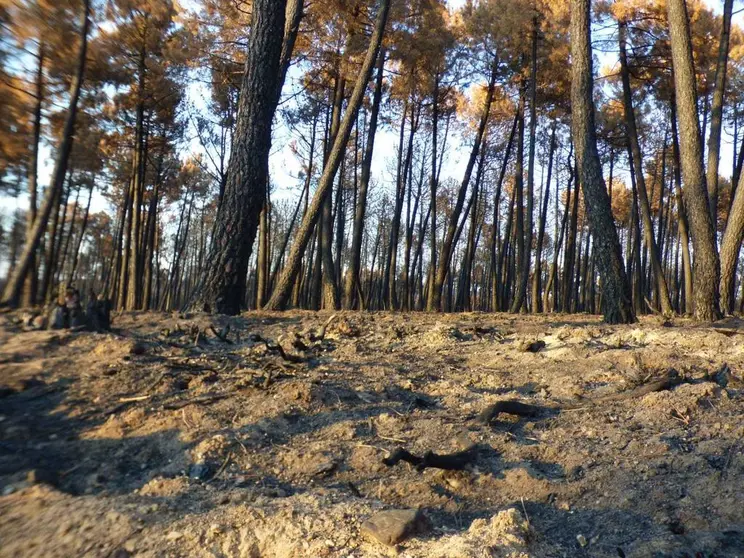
1,310 -> 744,557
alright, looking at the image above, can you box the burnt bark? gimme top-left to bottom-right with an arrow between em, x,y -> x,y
570,0 -> 635,324
668,0 -> 722,321
192,0 -> 287,314
264,0 -> 391,311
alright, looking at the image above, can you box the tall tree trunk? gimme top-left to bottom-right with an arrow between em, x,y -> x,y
509,86 -> 527,313
271,115 -> 315,290
265,0 -> 391,310
68,179 -> 94,285
385,95 -> 412,309
720,157 -> 744,313
24,42 -> 45,306
513,13 -> 539,313
192,0 -> 287,314
2,0 -> 90,307
429,55 -> 498,311
706,0 -> 733,225
489,110 -> 519,311
668,0 -> 721,321
618,20 -> 673,315
670,98 -> 694,315
426,72 -> 440,311
277,0 -> 304,101
40,179 -> 66,304
570,0 -> 634,323
125,61 -> 147,310
532,121 -> 556,312
345,49 -> 385,309
142,178 -> 160,309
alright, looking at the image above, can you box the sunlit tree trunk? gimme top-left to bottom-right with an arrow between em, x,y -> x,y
192,0 -> 287,314
264,0 -> 391,310
668,0 -> 721,321
2,0 -> 91,307
571,0 -> 634,323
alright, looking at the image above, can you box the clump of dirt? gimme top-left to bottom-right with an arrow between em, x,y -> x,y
2,310 -> 744,557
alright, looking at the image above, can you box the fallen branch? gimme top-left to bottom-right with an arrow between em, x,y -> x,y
254,335 -> 304,363
118,395 -> 151,403
383,446 -> 479,471
478,400 -> 546,425
210,324 -> 233,344
589,368 -> 682,404
311,314 -> 338,341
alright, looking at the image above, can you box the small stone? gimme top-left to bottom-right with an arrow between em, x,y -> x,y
309,456 -> 338,477
577,534 -> 588,547
360,509 -> 430,547
111,550 -> 130,558
2,484 -> 17,496
130,342 -> 147,355
166,531 -> 183,541
189,462 -> 212,480
517,339 -> 546,353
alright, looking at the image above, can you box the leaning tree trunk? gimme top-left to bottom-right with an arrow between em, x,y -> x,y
264,0 -> 391,311
706,0 -> 733,226
668,0 -> 722,321
345,48 -> 384,309
191,0 -> 287,315
24,42 -> 45,306
720,166 -> 744,313
618,20 -> 673,316
570,0 -> 634,324
278,0 -> 304,101
1,0 -> 90,307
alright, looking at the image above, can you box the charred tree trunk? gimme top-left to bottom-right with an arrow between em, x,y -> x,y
668,0 -> 721,321
264,0 -> 391,310
618,20 -> 673,315
532,121 -> 556,312
429,56 -> 498,311
345,50 -> 384,309
570,0 -> 634,323
191,0 -> 287,314
2,0 -> 91,307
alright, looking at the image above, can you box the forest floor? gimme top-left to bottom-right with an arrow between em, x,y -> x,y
1,310 -> 744,557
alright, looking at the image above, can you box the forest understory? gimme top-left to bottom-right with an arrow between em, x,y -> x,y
1,310 -> 744,557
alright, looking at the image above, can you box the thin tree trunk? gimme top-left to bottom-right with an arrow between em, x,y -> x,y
2,0 -> 91,307
265,0 -> 391,310
429,55 -> 498,311
344,50 -> 384,309
618,20 -> 673,315
24,42 -> 45,306
706,0 -> 733,225
532,121 -> 556,312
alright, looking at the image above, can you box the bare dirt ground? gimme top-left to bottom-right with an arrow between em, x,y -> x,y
1,310 -> 744,557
